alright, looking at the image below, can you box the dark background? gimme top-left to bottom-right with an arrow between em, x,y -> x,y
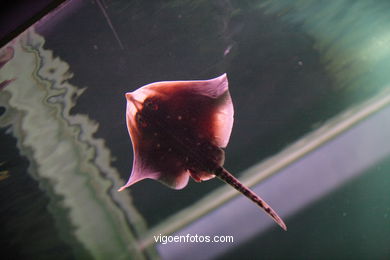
3,0 -> 388,259
0,0 -> 65,47
33,0 -> 337,227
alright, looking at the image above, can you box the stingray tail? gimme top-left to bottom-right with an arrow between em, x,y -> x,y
214,167 -> 287,231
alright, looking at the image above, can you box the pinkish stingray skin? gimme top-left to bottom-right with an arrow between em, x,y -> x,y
119,74 -> 287,231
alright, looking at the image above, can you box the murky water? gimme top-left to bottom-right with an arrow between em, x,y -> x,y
1,0 -> 389,259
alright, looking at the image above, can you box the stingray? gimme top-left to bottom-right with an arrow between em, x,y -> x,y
119,74 -> 287,231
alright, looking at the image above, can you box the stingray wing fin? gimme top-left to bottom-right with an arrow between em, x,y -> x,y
119,98 -> 190,190
186,73 -> 234,148
118,106 -> 159,191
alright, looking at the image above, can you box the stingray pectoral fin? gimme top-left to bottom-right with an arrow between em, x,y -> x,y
119,97 -> 160,191
212,91 -> 234,148
187,74 -> 229,98
157,169 -> 190,190
118,153 -> 160,191
118,170 -> 159,191
186,74 -> 234,148
118,159 -> 191,191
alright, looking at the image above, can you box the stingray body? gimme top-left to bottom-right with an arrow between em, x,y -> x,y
119,74 -> 287,231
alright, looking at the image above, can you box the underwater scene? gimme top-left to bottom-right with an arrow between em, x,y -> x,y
1,0 -> 390,259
